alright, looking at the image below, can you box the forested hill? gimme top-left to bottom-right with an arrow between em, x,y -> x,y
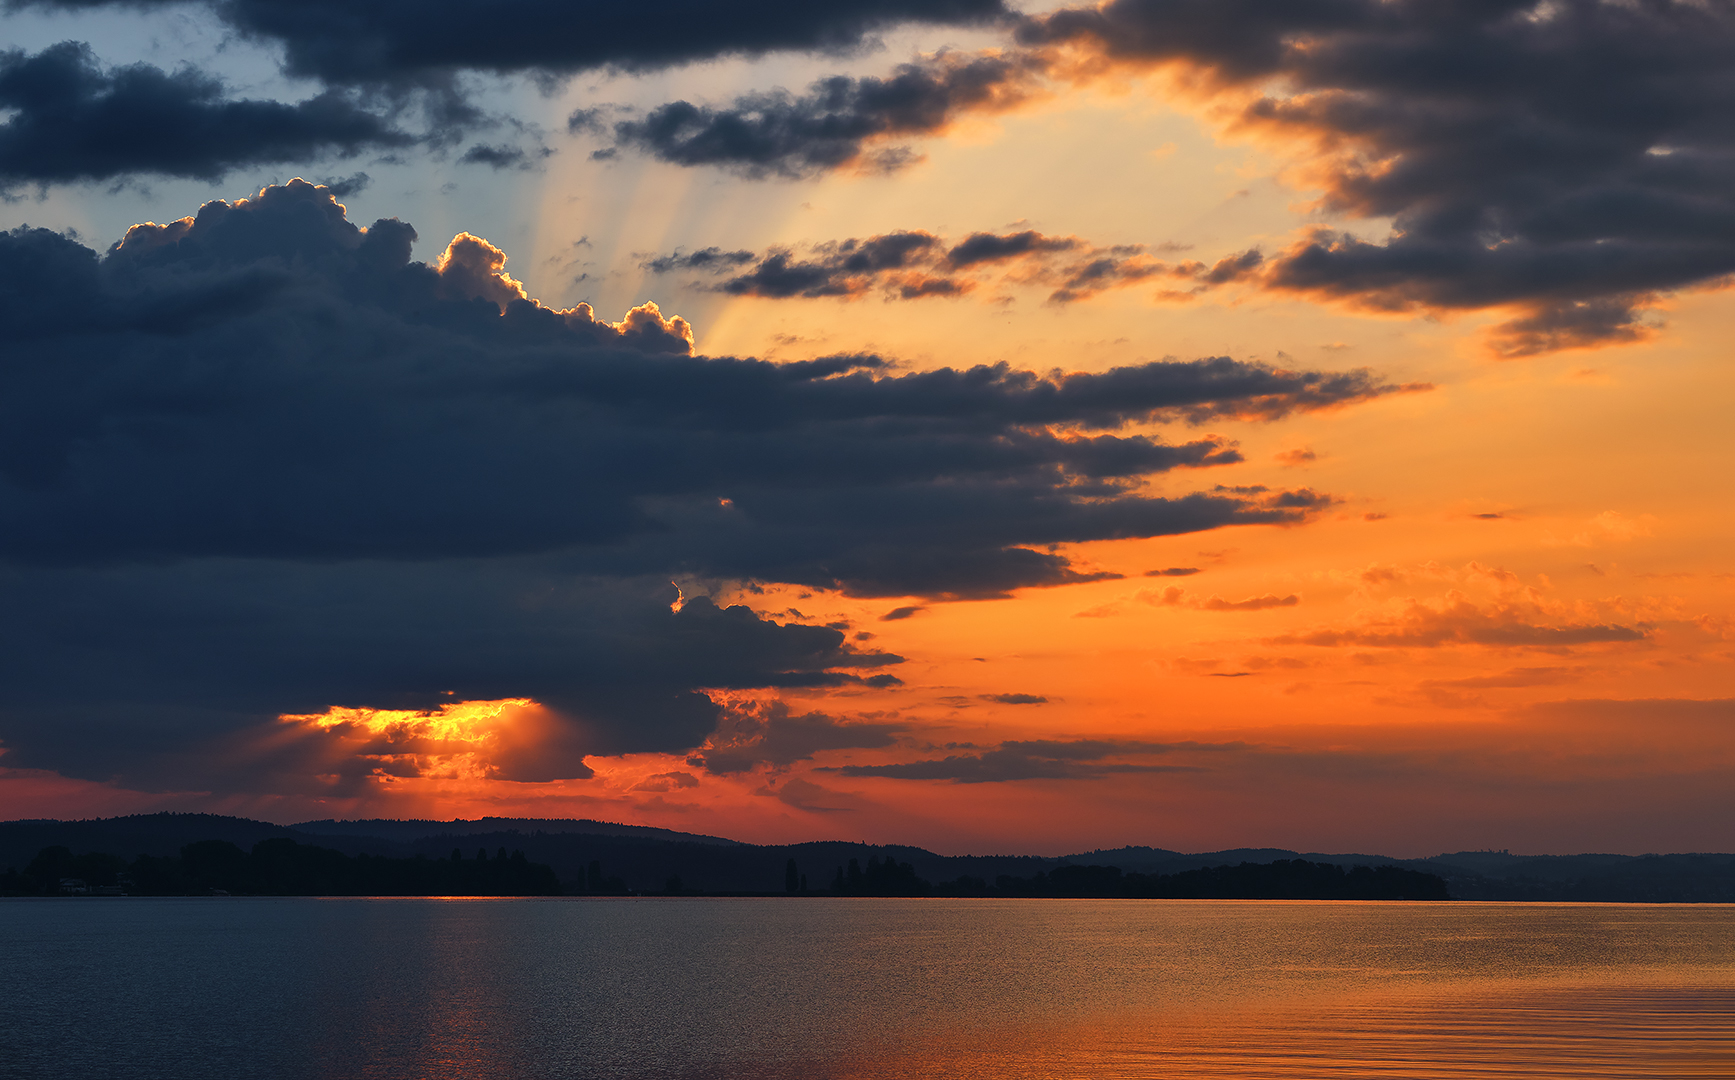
7,837 -> 560,897
292,817 -> 741,847
3,813 -> 1731,901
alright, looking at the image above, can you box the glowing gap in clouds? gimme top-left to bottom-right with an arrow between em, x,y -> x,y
279,698 -> 540,783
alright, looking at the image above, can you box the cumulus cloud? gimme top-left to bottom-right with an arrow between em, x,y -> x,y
0,179 -> 1397,791
0,565 -> 900,792
268,699 -> 591,788
21,0 -> 1735,352
1013,0 -> 1735,353
0,42 -> 413,188
9,0 -> 1013,88
646,225 -> 1262,305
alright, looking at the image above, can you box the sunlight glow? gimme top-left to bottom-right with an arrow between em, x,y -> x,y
279,699 -> 536,782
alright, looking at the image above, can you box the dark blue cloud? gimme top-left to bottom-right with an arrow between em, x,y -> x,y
10,0 -> 1013,86
606,50 -> 1045,177
0,42 -> 414,187
1015,0 -> 1735,352
0,179 -> 1398,790
647,226 -> 1261,305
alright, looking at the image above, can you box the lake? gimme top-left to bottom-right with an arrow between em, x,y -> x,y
3,898 -> 1731,1078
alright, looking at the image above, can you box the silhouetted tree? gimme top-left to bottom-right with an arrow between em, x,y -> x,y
830,852 -> 932,896
182,840 -> 248,893
785,858 -> 799,894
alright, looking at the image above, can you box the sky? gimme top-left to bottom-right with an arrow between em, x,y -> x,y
1,0 -> 1732,857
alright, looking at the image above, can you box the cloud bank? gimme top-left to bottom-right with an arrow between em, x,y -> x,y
1015,0 -> 1735,352
0,178 -> 1399,792
0,42 -> 414,187
646,226 -> 1260,304
10,0 -> 1013,86
627,0 -> 1735,351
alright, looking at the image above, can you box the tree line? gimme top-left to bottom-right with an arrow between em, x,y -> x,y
788,855 -> 1449,899
4,842 -> 1448,900
937,860 -> 1451,900
1,839 -> 559,896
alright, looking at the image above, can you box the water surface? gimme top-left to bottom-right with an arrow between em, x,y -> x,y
3,898 -> 1730,1078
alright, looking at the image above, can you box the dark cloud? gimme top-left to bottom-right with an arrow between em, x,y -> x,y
980,693 -> 1045,704
641,247 -> 756,274
0,568 -> 897,790
0,42 -> 413,188
320,172 -> 372,198
1144,567 -> 1200,577
880,606 -> 925,621
649,225 -> 1269,305
946,229 -> 1079,267
1045,251 -> 1165,304
0,179 -> 1397,787
9,0 -> 1013,87
713,231 -> 946,297
832,738 -> 1199,783
1015,0 -> 1735,352
690,703 -> 904,775
457,142 -> 552,170
606,50 -> 1046,177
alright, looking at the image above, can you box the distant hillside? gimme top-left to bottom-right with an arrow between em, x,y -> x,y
292,817 -> 742,847
1065,846 -> 1412,876
4,814 -> 1732,901
0,813 -> 302,873
1416,850 -> 1735,902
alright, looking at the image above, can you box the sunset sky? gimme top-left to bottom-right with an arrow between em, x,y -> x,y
1,0 -> 1732,857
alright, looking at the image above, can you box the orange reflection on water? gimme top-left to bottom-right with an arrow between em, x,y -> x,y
824,982 -> 1735,1080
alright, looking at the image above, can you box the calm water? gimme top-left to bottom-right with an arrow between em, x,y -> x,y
2,898 -> 1731,1078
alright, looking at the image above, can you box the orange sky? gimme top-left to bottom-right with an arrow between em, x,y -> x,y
1,1 -> 1732,856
